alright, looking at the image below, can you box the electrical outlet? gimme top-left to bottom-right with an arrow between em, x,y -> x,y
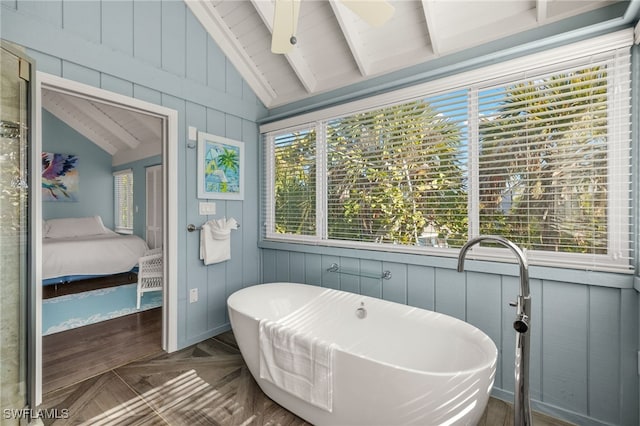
189,288 -> 198,303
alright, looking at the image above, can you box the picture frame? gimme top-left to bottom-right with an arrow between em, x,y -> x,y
42,152 -> 79,202
197,132 -> 244,200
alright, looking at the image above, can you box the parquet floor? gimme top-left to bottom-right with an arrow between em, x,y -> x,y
40,311 -> 574,425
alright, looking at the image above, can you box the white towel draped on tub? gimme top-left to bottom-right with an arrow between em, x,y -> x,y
199,217 -> 238,265
259,319 -> 336,412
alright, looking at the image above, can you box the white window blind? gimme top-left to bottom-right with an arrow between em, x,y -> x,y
113,169 -> 133,234
266,127 -> 318,240
263,35 -> 632,272
326,91 -> 469,247
474,57 -> 632,270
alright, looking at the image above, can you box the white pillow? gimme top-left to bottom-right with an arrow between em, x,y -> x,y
44,216 -> 108,238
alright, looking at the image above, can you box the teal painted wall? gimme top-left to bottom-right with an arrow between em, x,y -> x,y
257,21 -> 640,426
261,246 -> 639,426
42,109 -> 114,227
1,0 -> 264,350
3,1 -> 639,425
43,106 -> 162,240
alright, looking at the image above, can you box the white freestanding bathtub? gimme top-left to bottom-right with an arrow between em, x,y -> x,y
227,282 -> 498,426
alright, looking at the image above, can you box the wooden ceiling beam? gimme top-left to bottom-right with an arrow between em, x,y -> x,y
185,0 -> 277,106
421,0 -> 441,56
329,0 -> 371,76
42,91 -> 119,155
62,97 -> 142,150
536,0 -> 548,23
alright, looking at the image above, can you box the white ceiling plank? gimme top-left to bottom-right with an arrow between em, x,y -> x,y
438,9 -> 538,55
187,0 -> 625,108
421,0 -> 441,56
536,0 -> 548,23
185,0 -> 277,106
113,141 -> 162,167
63,98 -> 142,150
129,114 -> 162,142
370,47 -> 435,76
96,104 -> 162,143
42,92 -> 119,155
340,0 -> 395,27
329,0 -> 371,76
251,0 -> 318,94
94,102 -> 162,143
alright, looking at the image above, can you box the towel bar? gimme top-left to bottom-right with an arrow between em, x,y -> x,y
327,263 -> 392,280
187,223 -> 241,232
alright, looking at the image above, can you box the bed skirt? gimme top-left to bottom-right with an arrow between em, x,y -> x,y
42,268 -> 139,299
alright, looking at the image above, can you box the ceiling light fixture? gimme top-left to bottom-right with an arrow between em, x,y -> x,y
271,0 -> 395,54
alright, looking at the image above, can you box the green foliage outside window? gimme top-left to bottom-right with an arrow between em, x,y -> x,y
272,66 -> 614,255
478,67 -> 608,254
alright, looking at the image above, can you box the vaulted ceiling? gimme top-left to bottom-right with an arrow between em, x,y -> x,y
42,89 -> 162,165
41,1 -> 634,159
186,0 -> 626,109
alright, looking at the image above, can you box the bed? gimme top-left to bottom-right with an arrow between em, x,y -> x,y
42,216 -> 149,297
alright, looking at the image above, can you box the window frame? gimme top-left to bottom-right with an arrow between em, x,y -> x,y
113,168 -> 134,235
261,30 -> 634,273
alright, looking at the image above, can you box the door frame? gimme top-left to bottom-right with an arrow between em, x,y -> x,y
146,164 -> 163,249
33,72 -> 178,405
1,39 -> 37,411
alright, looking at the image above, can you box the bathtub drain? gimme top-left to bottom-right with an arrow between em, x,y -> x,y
355,302 -> 367,319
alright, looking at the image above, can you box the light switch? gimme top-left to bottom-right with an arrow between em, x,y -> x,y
188,126 -> 197,141
199,202 -> 216,215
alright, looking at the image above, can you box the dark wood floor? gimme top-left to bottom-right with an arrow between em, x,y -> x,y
40,311 -> 574,425
42,307 -> 163,395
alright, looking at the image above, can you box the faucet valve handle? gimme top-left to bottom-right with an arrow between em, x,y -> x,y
513,314 -> 529,333
509,301 -> 517,307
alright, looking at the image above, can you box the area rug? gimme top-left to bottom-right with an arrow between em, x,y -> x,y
42,283 -> 161,335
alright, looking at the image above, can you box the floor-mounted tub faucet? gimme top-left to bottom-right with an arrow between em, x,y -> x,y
457,235 -> 532,426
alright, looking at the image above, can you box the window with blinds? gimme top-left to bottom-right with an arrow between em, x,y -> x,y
263,41 -> 632,272
475,63 -> 630,268
113,169 -> 134,234
326,92 -> 469,247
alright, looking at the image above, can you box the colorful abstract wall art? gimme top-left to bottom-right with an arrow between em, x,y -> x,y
42,152 -> 79,202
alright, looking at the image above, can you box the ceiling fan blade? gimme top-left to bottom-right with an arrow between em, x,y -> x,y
271,0 -> 301,54
340,0 -> 394,27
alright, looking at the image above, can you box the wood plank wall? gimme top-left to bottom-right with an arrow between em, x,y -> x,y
3,2 -> 638,425
1,0 -> 262,350
263,248 -> 639,426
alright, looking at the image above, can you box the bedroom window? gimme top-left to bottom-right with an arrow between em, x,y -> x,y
114,169 -> 134,234
262,34 -> 632,272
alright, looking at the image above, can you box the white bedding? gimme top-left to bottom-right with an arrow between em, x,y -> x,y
43,230 -> 149,280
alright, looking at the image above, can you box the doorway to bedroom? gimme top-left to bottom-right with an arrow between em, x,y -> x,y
35,73 -> 178,403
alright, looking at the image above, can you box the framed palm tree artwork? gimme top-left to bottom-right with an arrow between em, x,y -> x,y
197,132 -> 244,200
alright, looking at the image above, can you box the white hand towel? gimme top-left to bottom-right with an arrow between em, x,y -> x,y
199,217 -> 238,265
259,319 -> 335,412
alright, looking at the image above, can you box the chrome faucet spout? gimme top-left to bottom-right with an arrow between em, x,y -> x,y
457,235 -> 532,426
457,235 -> 530,301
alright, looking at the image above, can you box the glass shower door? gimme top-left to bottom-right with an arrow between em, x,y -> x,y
0,43 -> 31,422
